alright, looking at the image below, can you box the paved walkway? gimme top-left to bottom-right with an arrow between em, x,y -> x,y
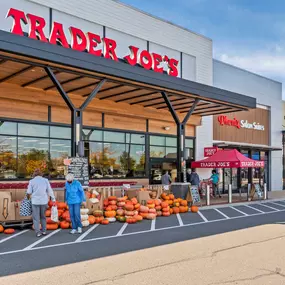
1,223 -> 285,285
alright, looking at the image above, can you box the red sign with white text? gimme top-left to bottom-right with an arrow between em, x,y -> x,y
204,147 -> 218,157
6,8 -> 179,77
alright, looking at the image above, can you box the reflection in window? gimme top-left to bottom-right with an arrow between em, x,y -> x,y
18,123 -> 49,137
166,147 -> 177,158
0,136 -> 17,179
150,135 -> 165,146
83,129 -> 103,141
0,122 -> 17,135
104,131 -> 125,143
150,146 -> 165,158
50,126 -> 71,139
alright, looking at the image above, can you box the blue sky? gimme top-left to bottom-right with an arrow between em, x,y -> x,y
120,0 -> 285,96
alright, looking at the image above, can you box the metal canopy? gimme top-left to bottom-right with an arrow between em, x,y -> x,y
0,30 -> 256,116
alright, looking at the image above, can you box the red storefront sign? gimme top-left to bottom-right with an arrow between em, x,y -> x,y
217,115 -> 241,129
6,8 -> 179,77
204,147 -> 218,157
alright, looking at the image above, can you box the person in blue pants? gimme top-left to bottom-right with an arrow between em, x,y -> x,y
65,173 -> 86,234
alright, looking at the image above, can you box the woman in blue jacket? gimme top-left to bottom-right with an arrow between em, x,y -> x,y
65,173 -> 86,234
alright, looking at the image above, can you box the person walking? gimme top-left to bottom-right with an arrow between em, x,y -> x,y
189,168 -> 200,186
210,169 -> 220,198
161,170 -> 171,185
27,169 -> 56,237
65,173 -> 86,234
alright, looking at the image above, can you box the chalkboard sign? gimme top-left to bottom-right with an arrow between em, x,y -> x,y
67,157 -> 89,187
189,185 -> 201,205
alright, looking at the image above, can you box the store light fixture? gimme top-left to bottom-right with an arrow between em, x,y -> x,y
164,126 -> 170,131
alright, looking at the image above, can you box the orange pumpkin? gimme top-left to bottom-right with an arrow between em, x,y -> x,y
126,217 -> 137,224
4,228 -> 15,234
95,216 -> 104,224
105,206 -> 113,211
161,202 -> 168,208
162,211 -> 170,217
101,219 -> 109,225
167,200 -> 173,205
169,208 -> 173,214
162,206 -> 170,212
57,202 -> 67,209
124,204 -> 134,211
117,201 -> 126,207
169,194 -> 175,200
131,197 -> 138,205
156,211 -> 162,216
149,208 -> 156,214
125,211 -> 135,216
48,200 -> 54,208
46,224 -> 59,230
93,210 -> 103,217
103,199 -> 109,206
191,205 -> 199,213
117,209 -> 125,216
110,205 -> 118,211
62,211 -> 70,220
134,215 -> 143,222
140,212 -> 148,219
134,203 -> 140,209
45,210 -> 51,217
88,215 -> 96,225
46,218 -> 58,224
58,209 -> 64,217
172,207 -> 180,214
173,202 -> 180,207
155,205 -> 162,211
146,213 -> 156,220
148,203 -> 155,209
147,199 -> 154,204
181,200 -> 188,206
104,210 -> 116,218
108,196 -> 117,201
139,205 -> 149,213
179,206 -> 189,213
109,200 -> 117,205
154,199 -> 161,206
161,193 -> 167,200
0,225 -> 4,233
60,221 -> 70,229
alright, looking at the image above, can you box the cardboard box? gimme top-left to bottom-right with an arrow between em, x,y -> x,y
54,190 -> 65,202
86,199 -> 101,214
0,192 -> 16,222
125,189 -> 139,199
137,191 -> 151,205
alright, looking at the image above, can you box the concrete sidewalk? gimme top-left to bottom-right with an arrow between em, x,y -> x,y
2,223 -> 285,285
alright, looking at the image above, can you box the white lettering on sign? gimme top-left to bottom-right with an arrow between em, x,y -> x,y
240,120 -> 265,131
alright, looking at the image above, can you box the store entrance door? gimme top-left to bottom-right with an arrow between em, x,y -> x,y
149,158 -> 177,184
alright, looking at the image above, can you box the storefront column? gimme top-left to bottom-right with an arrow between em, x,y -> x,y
45,67 -> 106,156
161,91 -> 199,182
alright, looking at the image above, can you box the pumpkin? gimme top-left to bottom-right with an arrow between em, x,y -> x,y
169,194 -> 175,200
169,208 -> 174,214
147,199 -> 154,204
82,220 -> 90,227
46,218 -> 58,224
180,206 -> 189,213
161,202 -> 168,208
88,215 -> 96,225
134,203 -> 140,209
155,206 -> 162,211
93,210 -> 103,217
48,200 -> 54,208
125,211 -> 135,216
162,206 -> 170,212
57,202 -> 67,209
60,221 -> 70,229
108,196 -> 117,201
107,217 -> 116,223
58,209 -> 64,217
101,219 -> 109,225
103,199 -> 109,206
147,203 -> 155,209
105,206 -> 113,211
149,208 -> 156,214
146,213 -> 156,220
4,228 -> 15,234
164,195 -> 170,200
46,224 -> 59,230
80,208 -> 89,215
109,200 -> 117,205
117,197 -> 126,202
117,216 -> 126,223
117,202 -> 126,207
140,212 -> 148,219
172,207 -> 180,214
131,197 -> 138,205
45,210 -> 51,217
105,210 -> 116,218
0,225 -> 4,233
173,202 -> 180,207
134,215 -> 143,222
126,217 -> 136,224
156,211 -> 162,216
95,217 -> 104,224
181,200 -> 188,206
162,211 -> 170,217
81,214 -> 89,221
110,205 -> 118,211
154,199 -> 161,206
191,205 -> 199,213
62,211 -> 70,220
161,193 -> 168,200
117,209 -> 125,216
124,204 -> 134,211
167,200 -> 173,205
139,205 -> 149,213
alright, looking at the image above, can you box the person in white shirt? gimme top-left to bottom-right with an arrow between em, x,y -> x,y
27,169 -> 56,237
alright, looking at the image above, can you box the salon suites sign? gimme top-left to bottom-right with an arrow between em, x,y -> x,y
6,8 -> 179,77
217,115 -> 265,131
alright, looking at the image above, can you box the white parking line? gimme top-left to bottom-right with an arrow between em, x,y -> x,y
230,206 -> 248,216
260,203 -> 280,211
0,229 -> 29,244
244,204 -> 264,213
1,208 -> 285,256
214,208 -> 230,219
176,213 -> 184,226
23,229 -> 61,250
75,224 -> 99,242
271,202 -> 285,208
151,219 -> 156,231
197,211 -> 208,222
116,223 -> 128,236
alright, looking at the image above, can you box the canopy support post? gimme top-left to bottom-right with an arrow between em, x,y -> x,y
161,91 -> 200,182
45,67 -> 106,156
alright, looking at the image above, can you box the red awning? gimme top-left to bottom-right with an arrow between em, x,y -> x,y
191,149 -> 265,168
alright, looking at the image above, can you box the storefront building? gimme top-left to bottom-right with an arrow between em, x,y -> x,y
0,0 -> 281,191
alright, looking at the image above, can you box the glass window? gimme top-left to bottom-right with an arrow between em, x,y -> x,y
0,122 -> 17,135
185,139 -> 194,148
166,147 -> 177,158
0,136 -> 17,179
104,143 -> 126,177
150,146 -> 165,158
126,133 -> 145,144
50,126 -> 71,139
17,137 -> 49,178
83,129 -> 103,141
150,135 -> 165,146
166,137 -> 176,147
18,123 -> 49,137
104,131 -> 125,143
130,144 -> 145,175
89,142 -> 104,179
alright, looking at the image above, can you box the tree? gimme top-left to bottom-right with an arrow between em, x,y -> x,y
119,151 -> 136,172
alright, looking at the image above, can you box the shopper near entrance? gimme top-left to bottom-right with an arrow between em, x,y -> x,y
189,168 -> 200,186
27,169 -> 56,237
210,170 -> 220,198
65,173 -> 86,234
161,170 -> 172,185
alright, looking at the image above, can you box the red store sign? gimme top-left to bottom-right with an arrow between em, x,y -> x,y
204,147 -> 218,157
217,115 -> 241,129
6,8 -> 179,77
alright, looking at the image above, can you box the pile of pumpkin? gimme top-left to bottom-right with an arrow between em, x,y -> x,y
0,224 -> 15,235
